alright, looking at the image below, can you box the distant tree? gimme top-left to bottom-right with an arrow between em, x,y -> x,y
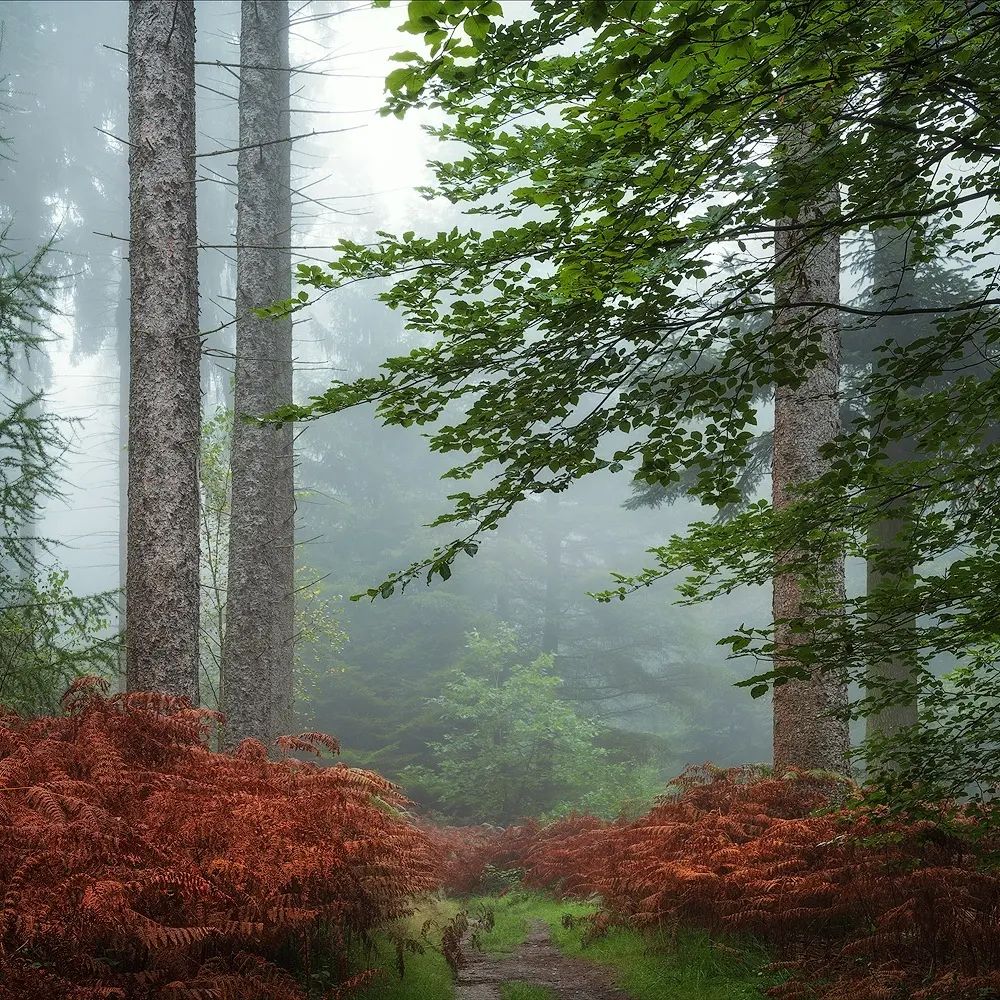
221,0 -> 295,744
125,0 -> 200,698
403,629 -> 661,824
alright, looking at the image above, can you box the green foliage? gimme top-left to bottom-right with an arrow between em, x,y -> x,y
0,569 -> 114,715
472,891 -> 777,1000
345,897 -> 462,1000
272,2 -> 1000,818
403,629 -> 662,823
0,144 -> 116,712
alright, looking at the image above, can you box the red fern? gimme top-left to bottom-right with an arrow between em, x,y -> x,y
0,678 -> 440,998
471,765 -> 1000,1000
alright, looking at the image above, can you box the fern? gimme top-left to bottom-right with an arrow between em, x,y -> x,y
0,678 -> 440,998
461,764 -> 1000,1000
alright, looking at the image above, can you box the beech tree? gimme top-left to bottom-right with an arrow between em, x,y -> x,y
126,0 -> 201,699
221,0 -> 295,744
274,2 -> 1000,802
770,121 -> 849,774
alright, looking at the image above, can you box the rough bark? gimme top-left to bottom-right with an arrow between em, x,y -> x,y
221,0 -> 294,746
771,123 -> 850,776
116,255 -> 129,688
864,444 -> 918,741
126,0 -> 201,700
864,224 -> 919,740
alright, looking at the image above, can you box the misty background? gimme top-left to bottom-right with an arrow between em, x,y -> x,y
1,0 -> 776,813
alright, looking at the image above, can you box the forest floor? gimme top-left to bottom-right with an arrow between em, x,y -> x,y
354,891 -> 779,1000
456,919 -> 631,1000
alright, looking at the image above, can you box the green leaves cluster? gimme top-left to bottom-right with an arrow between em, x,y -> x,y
0,220 -> 117,712
276,3 -> 1000,814
403,630 -> 661,823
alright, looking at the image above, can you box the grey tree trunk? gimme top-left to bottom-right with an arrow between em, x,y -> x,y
864,445 -> 918,741
221,0 -> 294,746
864,225 -> 919,741
771,123 -> 850,776
541,493 -> 561,656
116,254 -> 129,687
126,0 -> 201,700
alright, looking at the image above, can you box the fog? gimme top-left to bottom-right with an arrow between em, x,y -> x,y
2,0 -> 778,814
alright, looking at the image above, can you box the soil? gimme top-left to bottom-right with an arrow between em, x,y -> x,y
455,920 -> 634,1000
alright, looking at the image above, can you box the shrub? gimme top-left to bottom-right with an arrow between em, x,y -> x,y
0,678 -> 439,999
483,765 -> 1000,1000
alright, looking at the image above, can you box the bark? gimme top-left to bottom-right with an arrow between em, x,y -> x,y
116,255 -> 129,688
864,444 -> 918,741
221,0 -> 294,746
126,0 -> 201,700
865,224 -> 919,740
771,122 -> 850,776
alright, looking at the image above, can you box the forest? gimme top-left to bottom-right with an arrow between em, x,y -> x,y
0,1 -> 998,998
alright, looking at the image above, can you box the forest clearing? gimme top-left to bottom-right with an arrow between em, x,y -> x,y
2,1 -> 1000,998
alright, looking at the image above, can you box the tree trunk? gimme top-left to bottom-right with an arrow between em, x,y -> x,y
126,0 -> 201,700
771,123 -> 850,776
221,0 -> 294,746
116,254 -> 129,688
864,445 -> 918,741
865,223 -> 919,740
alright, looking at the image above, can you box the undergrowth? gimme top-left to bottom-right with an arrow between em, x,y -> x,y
440,766 -> 1000,1000
0,678 -> 441,999
473,891 -> 776,1000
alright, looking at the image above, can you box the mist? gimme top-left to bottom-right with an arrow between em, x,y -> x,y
2,0 -> 773,808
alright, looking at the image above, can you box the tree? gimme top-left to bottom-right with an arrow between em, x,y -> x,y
860,225 -> 920,744
770,119 -> 849,774
404,629 -> 660,824
274,3 -> 1000,806
200,407 -> 344,734
0,131 -> 116,711
126,0 -> 201,699
291,288 -> 743,789
220,0 -> 295,745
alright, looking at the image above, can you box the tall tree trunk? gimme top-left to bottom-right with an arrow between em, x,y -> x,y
126,0 -> 201,700
865,223 -> 919,740
864,440 -> 918,740
771,122 -> 850,776
221,0 -> 294,746
541,493 -> 561,656
116,254 -> 129,688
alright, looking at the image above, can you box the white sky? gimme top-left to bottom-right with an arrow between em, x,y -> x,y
41,0 -> 449,597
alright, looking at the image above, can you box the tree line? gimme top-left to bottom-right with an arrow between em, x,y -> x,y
5,0 -> 998,815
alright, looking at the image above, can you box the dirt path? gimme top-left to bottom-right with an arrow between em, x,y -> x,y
456,920 -> 633,1000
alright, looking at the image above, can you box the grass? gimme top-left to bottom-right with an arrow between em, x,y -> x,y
470,890 -> 780,1000
340,890 -> 781,1000
468,891 -> 596,955
348,895 -> 460,1000
501,984 -> 556,1000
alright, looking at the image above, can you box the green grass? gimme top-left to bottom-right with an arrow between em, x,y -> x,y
349,896 -> 459,1000
470,890 -> 780,1000
340,891 -> 781,1000
501,984 -> 556,1000
467,890 -> 596,955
